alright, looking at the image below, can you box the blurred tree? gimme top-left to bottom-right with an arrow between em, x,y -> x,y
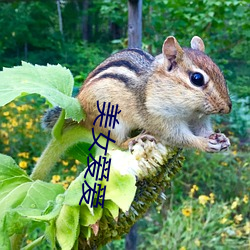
82,0 -> 91,41
128,0 -> 142,48
0,0 -> 248,96
57,0 -> 64,36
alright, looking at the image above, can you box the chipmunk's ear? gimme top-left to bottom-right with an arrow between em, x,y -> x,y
162,36 -> 184,63
191,36 -> 205,52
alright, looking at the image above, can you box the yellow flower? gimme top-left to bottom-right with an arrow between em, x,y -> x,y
231,198 -> 240,209
9,102 -> 16,108
3,138 -> 9,145
198,195 -> 210,206
51,175 -> 61,183
11,119 -> 18,127
32,157 -> 39,163
235,157 -> 242,163
17,106 -> 24,112
62,160 -> 69,166
209,193 -> 215,204
4,147 -> 10,152
232,150 -> 237,156
27,134 -> 33,139
182,207 -> 192,217
19,161 -> 28,169
243,195 -> 248,204
17,105 -> 31,112
179,247 -> 186,250
75,159 -> 81,165
3,111 -> 9,116
66,176 -> 75,182
234,214 -> 243,224
71,165 -> 77,172
194,238 -> 201,247
26,121 -> 33,129
221,232 -> 227,238
221,162 -> 228,167
0,130 -> 8,138
220,217 -> 228,224
244,221 -> 250,234
236,229 -> 242,237
189,184 -> 199,198
18,152 -> 30,159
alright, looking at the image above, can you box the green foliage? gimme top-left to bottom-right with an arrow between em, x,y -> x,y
0,0 -> 249,100
0,62 -> 84,121
0,154 -> 64,249
214,97 -> 250,139
138,197 -> 249,249
61,42 -> 110,86
0,1 -> 249,249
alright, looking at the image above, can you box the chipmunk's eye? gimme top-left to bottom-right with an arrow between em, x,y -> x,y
190,72 -> 204,87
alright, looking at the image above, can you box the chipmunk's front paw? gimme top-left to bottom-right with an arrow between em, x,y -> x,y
206,133 -> 230,152
129,134 -> 156,152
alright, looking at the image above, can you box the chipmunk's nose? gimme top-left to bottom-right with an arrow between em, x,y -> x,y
219,101 -> 232,114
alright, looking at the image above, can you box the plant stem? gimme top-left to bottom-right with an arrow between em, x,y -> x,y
10,231 -> 25,250
30,125 -> 118,181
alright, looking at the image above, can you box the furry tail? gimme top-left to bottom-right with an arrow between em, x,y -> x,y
41,106 -> 62,130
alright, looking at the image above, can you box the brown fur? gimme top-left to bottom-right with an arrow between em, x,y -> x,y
77,36 -> 231,152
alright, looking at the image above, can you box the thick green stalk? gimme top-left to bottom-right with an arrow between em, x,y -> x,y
30,125 -> 119,180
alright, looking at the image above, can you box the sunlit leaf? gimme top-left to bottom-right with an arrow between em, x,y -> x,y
0,154 -> 30,181
0,62 -> 85,121
56,205 -> 80,250
79,205 -> 103,227
104,167 -> 136,212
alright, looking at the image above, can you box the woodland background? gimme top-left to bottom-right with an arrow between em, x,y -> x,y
0,0 -> 249,249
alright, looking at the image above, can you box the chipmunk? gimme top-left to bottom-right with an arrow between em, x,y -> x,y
43,36 -> 232,153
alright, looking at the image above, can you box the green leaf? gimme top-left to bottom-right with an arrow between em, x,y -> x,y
104,200 -> 119,219
80,226 -> 92,239
65,150 -> 137,214
45,221 -> 56,249
0,183 -> 32,247
79,205 -> 103,227
64,168 -> 96,212
0,182 -> 33,217
0,154 -> 30,181
0,176 -> 32,201
0,62 -> 85,122
104,167 -> 136,212
20,181 -> 64,212
0,181 -> 64,238
66,141 -> 97,165
56,205 -> 80,250
26,196 -> 63,222
21,235 -> 45,250
0,154 -> 65,242
0,231 -> 10,250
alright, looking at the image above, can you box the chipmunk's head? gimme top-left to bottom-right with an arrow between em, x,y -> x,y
158,36 -> 232,115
